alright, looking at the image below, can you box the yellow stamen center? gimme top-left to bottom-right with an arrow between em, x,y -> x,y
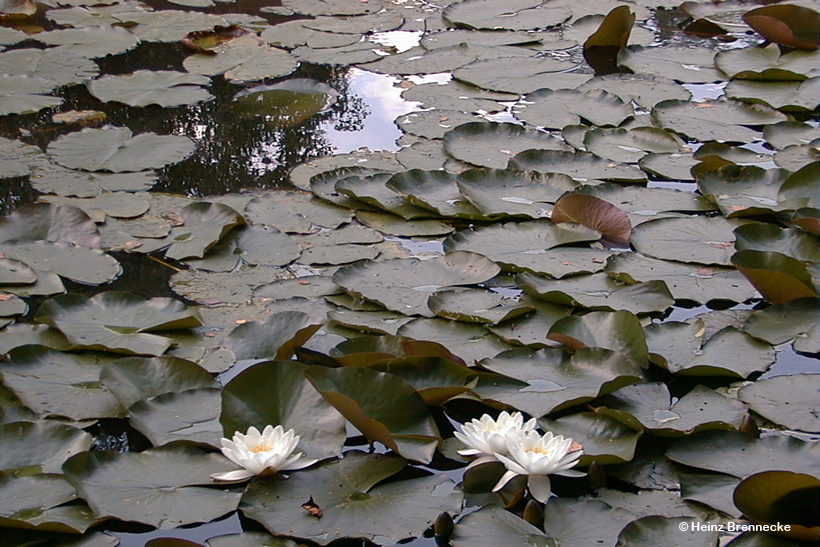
251,444 -> 272,454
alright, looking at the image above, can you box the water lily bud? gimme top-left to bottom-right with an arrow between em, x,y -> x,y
523,499 -> 544,527
588,460 -> 607,489
739,413 -> 759,437
434,511 -> 454,543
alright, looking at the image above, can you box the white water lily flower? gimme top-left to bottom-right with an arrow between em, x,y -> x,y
454,411 -> 537,468
492,429 -> 584,503
210,425 -> 318,482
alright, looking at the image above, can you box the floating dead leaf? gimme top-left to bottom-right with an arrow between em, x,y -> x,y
181,25 -> 251,54
124,240 -> 143,251
302,497 -> 323,518
298,280 -> 312,285
52,110 -> 107,127
0,293 -> 13,301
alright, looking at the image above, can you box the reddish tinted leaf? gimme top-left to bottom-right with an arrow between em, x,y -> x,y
744,5 -> 819,50
732,250 -> 818,303
552,193 -> 631,248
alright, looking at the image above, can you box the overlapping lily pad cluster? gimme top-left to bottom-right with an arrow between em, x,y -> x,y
0,0 -> 819,545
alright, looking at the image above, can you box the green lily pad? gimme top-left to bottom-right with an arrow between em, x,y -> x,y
487,297 -> 572,346
303,10 -> 404,33
62,445 -> 242,528
88,70 -> 212,108
648,322 -> 775,378
576,183 -> 715,216
356,210 -> 454,237
397,318 -> 514,365
638,152 -> 698,181
369,356 -> 477,405
245,190 -> 352,233
734,471 -> 820,533
332,252 -> 499,317
631,216 -> 738,266
223,311 -> 322,361
743,4 -> 820,50
292,40 -> 384,65
453,57 -> 587,95
594,488 -> 708,519
47,126 -> 195,173
428,288 -> 533,325
577,73 -> 691,109
778,161 -> 819,208
400,80 -> 514,113
363,44 -> 478,75
119,10 -> 228,43
170,265 -> 290,305
336,172 -> 432,219
451,504 -> 551,546
0,137 -> 47,179
540,412 -> 642,464
605,253 -> 755,304
241,451 -> 460,545
738,375 -> 820,433
99,355 -> 217,409
443,122 -> 568,170
653,99 -> 787,143
0,473 -> 99,534
548,310 -> 648,366
618,46 -> 724,83
35,25 -> 139,59
163,202 -> 245,261
477,346 -> 642,417
542,498 -> 636,546
221,360 -> 345,460
443,0 -> 570,30
0,421 -> 92,475
735,223 -> 819,262
280,0 -> 380,16
0,48 -> 99,87
36,292 -> 202,356
208,532 -> 300,547
617,516 -> 718,546
386,169 -> 484,219
305,366 -> 440,463
222,79 -> 339,128
0,75 -> 62,116
676,470 -> 742,518
519,272 -> 674,314
666,430 -> 820,479
0,241 -> 121,285
328,308 -> 412,336
727,77 -> 820,111
697,165 -> 792,217
0,257 -> 36,285
743,298 -> 819,353
764,122 -> 819,150
583,127 -> 683,164
595,382 -> 746,436
397,110 -> 487,141
716,44 -> 819,81
444,221 -> 601,274
509,149 -> 647,182
1,346 -> 122,420
732,250 -> 818,303
455,168 -> 577,220
184,36 -> 298,82
513,88 -> 633,129
0,202 -> 100,248
128,387 -> 222,448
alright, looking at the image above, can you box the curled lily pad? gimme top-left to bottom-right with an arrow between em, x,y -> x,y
743,298 -> 819,353
716,44 -> 819,81
223,311 -> 322,361
552,193 -> 631,248
0,203 -> 100,249
582,6 -> 636,75
577,73 -> 691,109
397,318 -> 514,366
88,70 -> 212,108
35,292 -> 203,356
332,252 -> 500,317
652,99 -> 786,143
541,411 -> 641,464
47,126 -> 195,173
386,169 -> 484,220
509,149 -> 646,182
164,202 -> 245,261
733,471 -> 820,540
732,250 -> 818,303
743,4 -> 820,50
727,77 -> 820,112
62,445 -> 242,529
548,310 -> 648,366
618,46 -> 723,83
305,366 -> 440,463
241,451 -> 460,545
428,288 -> 533,325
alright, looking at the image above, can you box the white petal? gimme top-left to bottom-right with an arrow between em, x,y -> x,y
492,470 -> 520,492
495,452 -> 529,476
464,455 -> 497,470
555,469 -> 586,477
528,475 -> 552,503
282,456 -> 318,471
210,469 -> 255,482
